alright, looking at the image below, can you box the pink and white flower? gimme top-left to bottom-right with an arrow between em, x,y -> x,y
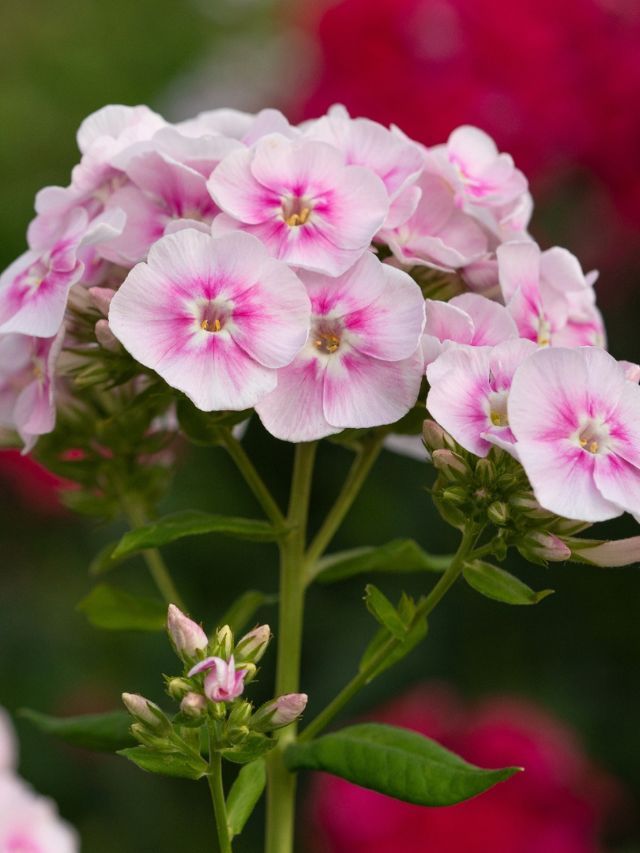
508,347 -> 640,522
188,655 -> 246,703
433,125 -> 528,209
0,775 -> 78,852
422,292 -> 518,366
427,338 -> 537,457
497,241 -> 599,347
0,328 -> 65,451
256,253 -> 425,442
208,134 -> 389,276
379,170 -> 488,271
108,229 -> 310,411
304,104 -> 424,228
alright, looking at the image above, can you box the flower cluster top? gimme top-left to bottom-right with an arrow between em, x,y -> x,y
1,103 -> 638,524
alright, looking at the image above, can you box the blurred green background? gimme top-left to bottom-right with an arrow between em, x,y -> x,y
1,0 -> 640,850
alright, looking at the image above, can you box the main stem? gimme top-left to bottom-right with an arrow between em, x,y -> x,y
265,442 -> 317,853
208,729 -> 232,853
299,525 -> 478,743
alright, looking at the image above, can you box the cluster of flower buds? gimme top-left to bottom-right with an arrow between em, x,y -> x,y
121,606 -> 307,766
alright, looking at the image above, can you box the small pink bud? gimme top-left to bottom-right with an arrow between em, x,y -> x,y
95,319 -> 119,351
88,286 -> 116,317
234,624 -> 271,663
521,532 -> 571,562
422,420 -> 447,452
167,604 -> 209,660
252,693 -> 308,732
432,449 -> 469,479
180,692 -> 208,718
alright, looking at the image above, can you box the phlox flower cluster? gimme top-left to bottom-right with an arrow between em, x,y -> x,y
1,102 -> 639,523
0,706 -> 78,852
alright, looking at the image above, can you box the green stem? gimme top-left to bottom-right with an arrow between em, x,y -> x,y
304,436 -> 383,581
220,430 -> 286,528
299,526 -> 478,743
207,730 -> 232,853
265,442 -> 317,853
122,498 -> 187,611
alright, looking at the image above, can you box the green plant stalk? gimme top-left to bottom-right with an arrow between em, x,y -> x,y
299,526 -> 478,743
122,498 -> 187,611
220,430 -> 286,528
265,442 -> 317,853
207,728 -> 232,853
304,436 -> 384,580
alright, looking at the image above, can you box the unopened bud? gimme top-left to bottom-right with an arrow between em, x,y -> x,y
227,725 -> 250,745
180,692 -> 208,719
88,286 -> 115,316
422,420 -> 447,452
95,319 -> 119,352
167,677 -> 191,700
167,604 -> 209,661
519,531 -> 571,563
510,491 -> 552,520
234,625 -> 271,664
441,486 -> 468,506
122,693 -> 170,733
252,693 -> 308,732
432,449 -> 469,480
74,362 -> 110,389
215,625 -> 234,660
241,662 -> 258,683
130,722 -> 171,749
474,458 -> 496,487
487,501 -> 509,526
228,701 -> 253,729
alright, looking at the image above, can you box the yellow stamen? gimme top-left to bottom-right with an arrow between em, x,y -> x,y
490,411 -> 508,427
579,437 -> 587,447
314,333 -> 340,354
589,440 -> 598,453
285,207 -> 311,227
201,318 -> 222,332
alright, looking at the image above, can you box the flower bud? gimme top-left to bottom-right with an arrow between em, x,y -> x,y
88,285 -> 116,316
241,662 -> 258,683
252,693 -> 308,732
228,700 -> 253,729
474,457 -> 496,487
227,725 -> 250,745
487,501 -> 509,526
234,625 -> 271,663
122,693 -> 170,733
94,319 -> 119,352
510,491 -> 552,520
130,722 -> 171,749
441,486 -> 468,506
518,532 -> 571,564
422,420 -> 447,452
167,677 -> 191,700
432,449 -> 469,480
167,604 -> 209,661
180,692 -> 208,719
215,625 -> 234,660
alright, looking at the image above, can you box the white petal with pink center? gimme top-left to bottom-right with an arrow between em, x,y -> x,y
256,254 -> 425,442
208,134 -> 389,277
426,339 -> 536,457
109,229 -> 311,412
508,347 -> 640,522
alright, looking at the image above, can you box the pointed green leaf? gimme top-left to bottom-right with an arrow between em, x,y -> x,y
216,590 -> 278,637
21,709 -> 135,752
315,540 -> 452,583
118,746 -> 208,780
364,584 -> 406,639
226,759 -> 266,839
463,560 -> 554,605
285,723 -> 520,806
221,733 -> 276,765
89,541 -> 127,576
112,510 -> 279,560
77,584 -> 166,631
359,615 -> 427,682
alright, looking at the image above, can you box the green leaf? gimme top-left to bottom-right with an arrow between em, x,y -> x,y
315,539 -> 452,583
221,733 -> 276,765
118,746 -> 208,780
359,615 -> 427,683
226,759 -> 266,839
364,584 -> 407,639
88,540 -> 128,576
20,709 -> 135,752
177,398 -> 250,446
463,560 -> 554,605
285,723 -> 520,806
112,510 -> 280,559
77,584 -> 166,631
217,590 -> 277,636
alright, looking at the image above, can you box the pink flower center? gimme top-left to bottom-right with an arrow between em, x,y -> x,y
281,195 -> 313,227
576,418 -> 610,455
487,391 -> 509,427
312,319 -> 343,354
199,302 -> 230,333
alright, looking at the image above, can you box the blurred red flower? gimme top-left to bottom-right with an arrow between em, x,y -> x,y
294,0 -> 640,257
308,685 -> 622,853
0,450 -> 65,515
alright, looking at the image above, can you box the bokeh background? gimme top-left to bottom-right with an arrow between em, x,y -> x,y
2,0 -> 640,850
